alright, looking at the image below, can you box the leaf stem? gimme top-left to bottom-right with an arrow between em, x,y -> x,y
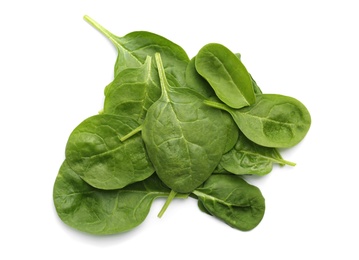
158,190 -> 177,218
273,149 -> 296,166
154,53 -> 170,97
276,158 -> 296,166
120,125 -> 142,142
203,100 -> 230,112
83,15 -> 117,45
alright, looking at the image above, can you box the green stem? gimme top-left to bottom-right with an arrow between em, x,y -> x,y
154,53 -> 170,99
83,15 -> 118,46
203,100 -> 230,112
120,125 -> 142,142
273,158 -> 296,166
158,190 -> 177,218
273,149 -> 296,166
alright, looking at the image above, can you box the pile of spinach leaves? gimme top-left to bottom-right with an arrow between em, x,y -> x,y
53,16 -> 311,235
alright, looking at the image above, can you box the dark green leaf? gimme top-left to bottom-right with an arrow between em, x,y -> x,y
185,57 -> 239,153
204,94 -> 311,148
235,53 -> 262,95
142,53 -> 229,193
65,114 -> 154,190
193,174 -> 265,231
195,43 -> 255,109
84,15 -> 189,85
103,56 -> 161,123
185,56 -> 216,98
53,161 -> 174,235
220,131 -> 295,176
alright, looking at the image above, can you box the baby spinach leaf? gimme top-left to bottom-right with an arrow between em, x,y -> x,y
193,174 -> 265,231
195,43 -> 256,109
197,200 -> 212,215
235,53 -> 263,95
250,75 -> 263,95
103,56 -> 161,123
204,94 -> 311,148
65,114 -> 154,190
53,161 -> 185,235
222,113 -> 240,154
185,57 -> 239,153
219,131 -> 296,176
84,15 -> 189,85
185,56 -> 216,98
142,53 -> 229,193
213,162 -> 231,174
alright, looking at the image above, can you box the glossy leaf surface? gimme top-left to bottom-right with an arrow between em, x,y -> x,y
142,53 -> 228,193
193,174 -> 265,231
104,56 -> 161,123
205,94 -> 311,148
185,56 -> 216,98
65,114 -> 154,190
220,132 -> 295,176
235,53 -> 263,95
84,15 -> 189,85
53,161 -> 172,235
195,43 -> 255,108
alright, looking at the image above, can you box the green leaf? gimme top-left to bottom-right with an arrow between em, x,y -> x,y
65,114 -> 154,190
104,56 -> 161,123
185,57 -> 239,153
53,161 -> 176,235
250,74 -> 263,95
195,43 -> 256,109
193,174 -> 265,231
84,15 -> 189,85
235,53 -> 263,95
185,56 -> 216,98
220,131 -> 296,176
142,53 -> 229,193
204,94 -> 311,148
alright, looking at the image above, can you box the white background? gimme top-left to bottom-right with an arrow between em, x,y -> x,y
1,0 -> 358,259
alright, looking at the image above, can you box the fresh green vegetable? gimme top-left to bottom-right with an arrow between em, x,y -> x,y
65,114 -> 154,190
84,15 -> 189,85
54,16 -> 311,235
250,75 -> 263,95
186,57 -> 239,153
186,57 -> 216,98
53,161 -> 186,235
103,56 -> 161,123
142,53 -> 228,193
204,94 -> 311,148
219,131 -> 295,176
196,43 -> 255,109
193,174 -> 265,231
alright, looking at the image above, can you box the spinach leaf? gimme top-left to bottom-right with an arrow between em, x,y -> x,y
185,57 -> 239,153
195,43 -> 256,109
185,56 -> 216,98
53,161 -> 186,235
103,56 -> 161,123
197,200 -> 212,215
65,114 -> 154,190
142,53 -> 229,193
213,162 -> 231,174
250,74 -> 263,95
193,174 -> 265,231
204,94 -> 311,148
222,113 -> 240,154
84,15 -> 189,85
235,53 -> 263,95
220,131 -> 296,176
